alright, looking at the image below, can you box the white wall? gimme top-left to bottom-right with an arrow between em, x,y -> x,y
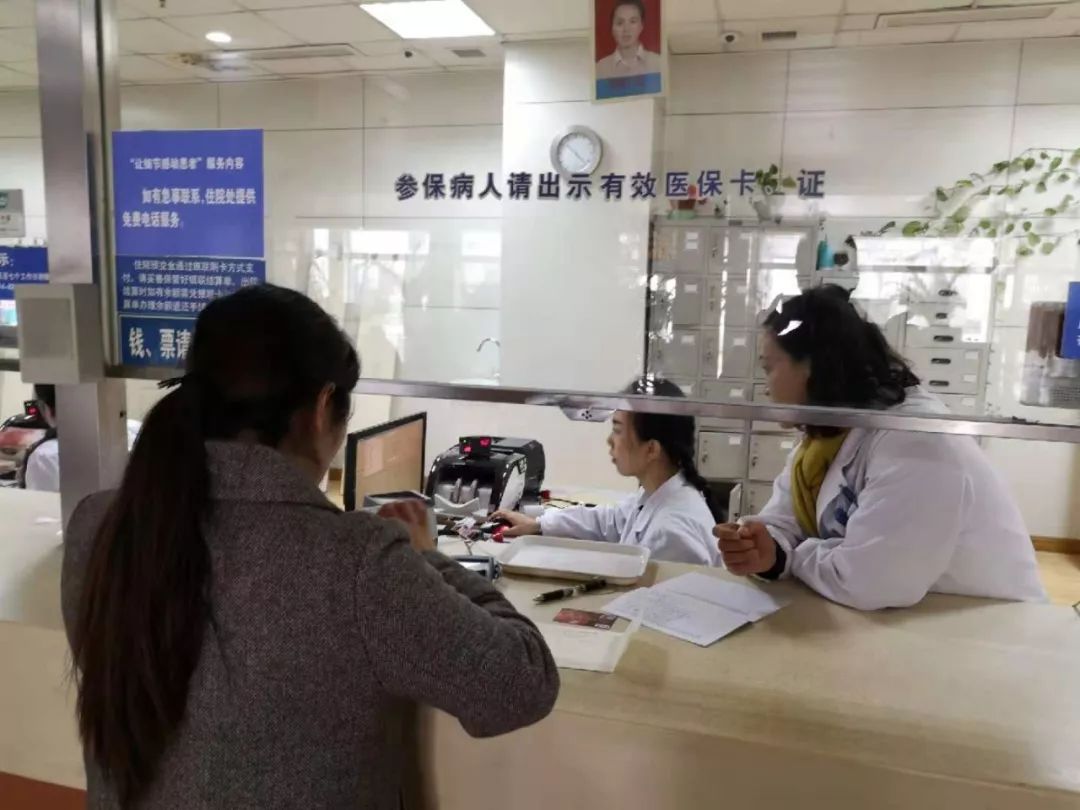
663,38 -> 1080,537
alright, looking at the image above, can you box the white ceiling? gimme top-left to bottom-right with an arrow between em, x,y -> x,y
0,0 -> 1075,85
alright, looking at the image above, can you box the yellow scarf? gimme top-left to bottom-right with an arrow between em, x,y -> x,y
790,432 -> 850,537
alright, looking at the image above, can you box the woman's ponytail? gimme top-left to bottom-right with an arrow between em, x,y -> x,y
72,382 -> 211,806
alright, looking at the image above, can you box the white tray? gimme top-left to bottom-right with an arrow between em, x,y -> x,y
499,536 -> 650,585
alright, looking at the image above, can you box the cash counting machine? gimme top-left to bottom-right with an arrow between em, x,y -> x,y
425,436 -> 545,516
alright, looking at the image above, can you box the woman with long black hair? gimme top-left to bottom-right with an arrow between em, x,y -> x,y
716,285 -> 1045,610
494,376 -> 720,566
62,285 -> 558,809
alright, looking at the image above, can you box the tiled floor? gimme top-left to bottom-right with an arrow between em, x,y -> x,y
1037,552 -> 1080,607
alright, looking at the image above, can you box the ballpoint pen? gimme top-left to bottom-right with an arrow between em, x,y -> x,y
533,578 -> 608,604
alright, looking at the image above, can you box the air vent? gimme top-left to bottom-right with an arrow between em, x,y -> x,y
450,47 -> 486,58
761,30 -> 797,42
879,5 -> 1056,28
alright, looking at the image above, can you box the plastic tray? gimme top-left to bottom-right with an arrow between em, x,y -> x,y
498,536 -> 650,585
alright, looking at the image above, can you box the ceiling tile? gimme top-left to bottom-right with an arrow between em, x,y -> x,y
719,0 -> 842,19
164,12 -> 301,49
463,0 -> 588,34
125,0 -> 244,16
668,0 -> 719,24
256,56 -> 355,74
722,16 -> 842,35
119,54 -> 196,82
853,23 -> 958,45
839,14 -> 877,31
236,0 -> 350,8
0,0 -> 35,29
0,28 -> 37,62
956,19 -> 1080,40
669,34 -> 730,54
259,6 -> 396,44
119,19 -> 211,54
151,53 -> 274,81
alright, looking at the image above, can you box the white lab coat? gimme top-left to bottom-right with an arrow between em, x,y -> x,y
538,472 -> 719,566
24,420 -> 142,493
750,389 -> 1046,610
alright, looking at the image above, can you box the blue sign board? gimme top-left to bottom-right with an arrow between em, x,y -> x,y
1061,281 -> 1080,360
0,245 -> 48,301
112,129 -> 265,366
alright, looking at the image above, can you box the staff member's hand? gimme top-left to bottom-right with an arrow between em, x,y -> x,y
489,509 -> 542,538
379,500 -> 436,554
715,522 -> 777,576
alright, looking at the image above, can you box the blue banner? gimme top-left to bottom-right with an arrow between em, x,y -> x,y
112,129 -> 265,366
112,129 -> 264,260
0,245 -> 48,301
596,72 -> 662,101
1061,281 -> 1080,360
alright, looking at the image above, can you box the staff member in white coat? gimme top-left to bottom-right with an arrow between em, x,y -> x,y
494,377 -> 720,566
717,286 -> 1046,610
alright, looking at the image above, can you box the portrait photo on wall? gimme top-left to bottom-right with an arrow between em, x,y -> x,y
593,0 -> 665,102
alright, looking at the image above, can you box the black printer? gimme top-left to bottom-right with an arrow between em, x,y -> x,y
425,436 -> 545,515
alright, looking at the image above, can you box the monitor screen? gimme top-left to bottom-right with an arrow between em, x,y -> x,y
343,413 -> 426,511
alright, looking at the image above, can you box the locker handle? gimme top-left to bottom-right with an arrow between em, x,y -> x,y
928,380 -> 950,387
930,358 -> 952,365
938,289 -> 958,297
933,312 -> 948,320
932,335 -> 955,343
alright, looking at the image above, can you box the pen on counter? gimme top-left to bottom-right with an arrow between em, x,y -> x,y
533,578 -> 608,604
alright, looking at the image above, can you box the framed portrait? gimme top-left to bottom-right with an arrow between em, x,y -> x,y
592,0 -> 665,102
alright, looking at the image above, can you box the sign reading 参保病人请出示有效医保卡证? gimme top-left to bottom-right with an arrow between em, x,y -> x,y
390,169 -> 827,203
112,129 -> 265,367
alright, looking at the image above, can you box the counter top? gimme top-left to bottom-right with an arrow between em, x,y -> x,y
0,488 -> 64,630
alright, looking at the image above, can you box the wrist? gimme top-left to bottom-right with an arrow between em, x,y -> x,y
758,541 -> 786,580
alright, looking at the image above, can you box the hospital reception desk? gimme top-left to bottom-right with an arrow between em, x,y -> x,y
2,489 -> 1080,810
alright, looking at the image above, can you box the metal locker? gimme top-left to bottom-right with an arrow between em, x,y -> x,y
650,275 -> 704,327
703,276 -> 753,328
701,330 -> 752,379
701,379 -> 750,403
749,434 -> 798,482
697,431 -> 748,480
649,329 -> 701,379
673,226 -> 709,273
711,227 -> 754,271
745,482 -> 775,515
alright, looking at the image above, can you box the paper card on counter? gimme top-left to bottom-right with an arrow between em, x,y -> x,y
603,588 -> 748,647
653,572 -> 789,622
540,618 -> 639,673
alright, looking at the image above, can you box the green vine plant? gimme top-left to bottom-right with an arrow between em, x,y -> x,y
887,147 -> 1080,258
751,164 -> 797,197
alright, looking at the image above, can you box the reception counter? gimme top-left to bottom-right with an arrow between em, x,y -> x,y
2,489 -> 1080,809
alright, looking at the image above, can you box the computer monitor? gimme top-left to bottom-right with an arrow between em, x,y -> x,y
343,413 -> 427,512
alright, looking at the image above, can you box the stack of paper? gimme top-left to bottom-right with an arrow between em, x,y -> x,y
604,572 -> 789,647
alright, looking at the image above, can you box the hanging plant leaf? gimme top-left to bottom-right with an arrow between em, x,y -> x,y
942,220 -> 963,236
935,187 -> 948,202
1018,245 -> 1034,257
781,176 -> 797,189
978,218 -> 993,230
956,179 -> 974,189
1012,157 -> 1026,171
1036,181 -> 1048,193
1041,242 -> 1057,255
996,186 -> 1011,196
1023,221 -> 1033,232
1005,223 -> 1016,234
1023,157 -> 1036,171
950,206 -> 971,222
902,221 -> 925,237
987,227 -> 998,237
768,163 -> 779,175
1040,151 -> 1049,160
992,160 -> 1010,173
1028,232 -> 1041,246
1071,148 -> 1080,166
1060,173 -> 1071,182
1045,207 -> 1058,216
1050,156 -> 1063,171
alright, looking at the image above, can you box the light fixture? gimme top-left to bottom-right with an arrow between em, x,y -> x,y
359,0 -> 494,39
205,31 -> 232,44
